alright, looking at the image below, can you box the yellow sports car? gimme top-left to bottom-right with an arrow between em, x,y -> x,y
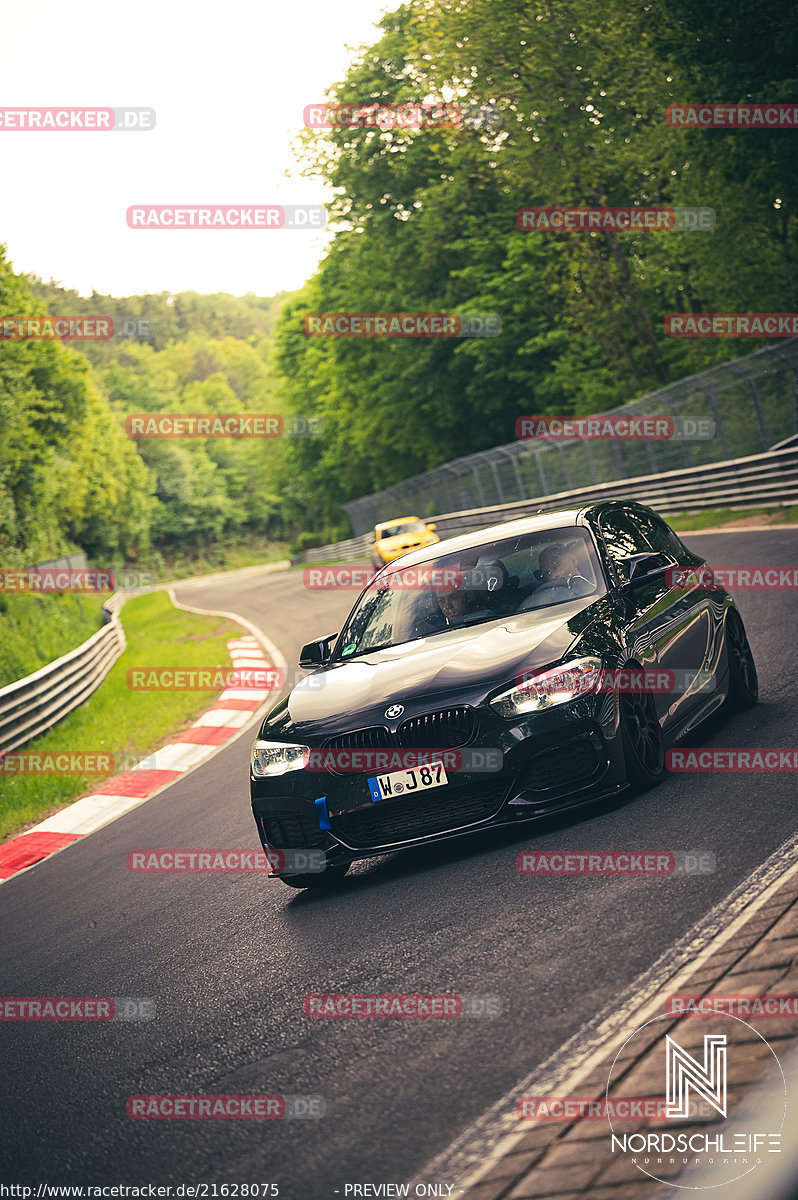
371,516 -> 439,568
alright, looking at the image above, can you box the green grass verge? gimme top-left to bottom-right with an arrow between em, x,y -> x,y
0,590 -> 240,843
0,592 -> 110,690
666,504 -> 798,531
148,537 -> 290,583
0,542 -> 289,689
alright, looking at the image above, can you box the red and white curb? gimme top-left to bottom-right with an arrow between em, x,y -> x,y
0,633 -> 276,883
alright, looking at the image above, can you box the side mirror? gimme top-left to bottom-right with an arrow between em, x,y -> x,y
299,632 -> 338,669
427,522 -> 437,531
618,552 -> 677,585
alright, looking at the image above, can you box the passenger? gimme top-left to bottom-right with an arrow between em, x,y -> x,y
519,543 -> 593,609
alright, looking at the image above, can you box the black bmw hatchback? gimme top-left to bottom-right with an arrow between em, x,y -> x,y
250,502 -> 758,888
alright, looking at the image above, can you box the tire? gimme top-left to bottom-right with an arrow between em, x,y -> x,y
724,609 -> 758,711
279,863 -> 350,890
619,686 -> 666,792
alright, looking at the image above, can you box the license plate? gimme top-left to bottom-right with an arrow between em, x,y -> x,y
367,761 -> 448,802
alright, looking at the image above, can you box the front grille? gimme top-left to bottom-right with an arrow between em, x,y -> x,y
319,709 -> 476,774
322,726 -> 392,752
397,706 -> 476,749
259,812 -> 322,848
523,739 -> 601,792
331,783 -> 505,848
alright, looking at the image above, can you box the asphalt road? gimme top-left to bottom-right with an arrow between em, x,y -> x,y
1,530 -> 796,1198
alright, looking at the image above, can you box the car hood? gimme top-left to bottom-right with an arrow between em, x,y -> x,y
284,601 -> 596,730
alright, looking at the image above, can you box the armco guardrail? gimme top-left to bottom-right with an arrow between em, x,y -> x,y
292,443 -> 798,562
0,596 -> 126,758
297,532 -> 374,564
343,338 -> 798,534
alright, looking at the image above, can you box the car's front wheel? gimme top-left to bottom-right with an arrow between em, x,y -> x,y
725,609 -> 758,711
279,862 -> 350,890
620,687 -> 666,791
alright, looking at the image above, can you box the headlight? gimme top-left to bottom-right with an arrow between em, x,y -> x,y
489,657 -> 603,718
251,739 -> 308,778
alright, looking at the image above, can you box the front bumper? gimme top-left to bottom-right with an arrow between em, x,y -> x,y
250,695 -> 628,872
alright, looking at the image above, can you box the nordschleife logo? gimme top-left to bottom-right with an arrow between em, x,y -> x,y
606,1013 -> 785,1189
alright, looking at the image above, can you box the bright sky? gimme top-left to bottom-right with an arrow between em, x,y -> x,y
0,0 -> 396,299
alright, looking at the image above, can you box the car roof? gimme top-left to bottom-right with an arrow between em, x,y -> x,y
373,500 -> 660,570
376,507 -> 587,569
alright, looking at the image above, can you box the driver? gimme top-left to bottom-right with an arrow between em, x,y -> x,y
435,585 -> 471,626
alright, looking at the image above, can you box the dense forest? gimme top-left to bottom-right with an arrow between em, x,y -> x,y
0,260 -> 299,568
278,0 -> 797,527
1,0 -> 796,565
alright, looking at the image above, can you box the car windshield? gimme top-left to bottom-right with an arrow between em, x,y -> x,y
335,526 -> 605,659
378,520 -> 427,538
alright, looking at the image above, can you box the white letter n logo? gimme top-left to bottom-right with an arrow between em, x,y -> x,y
666,1034 -> 727,1118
